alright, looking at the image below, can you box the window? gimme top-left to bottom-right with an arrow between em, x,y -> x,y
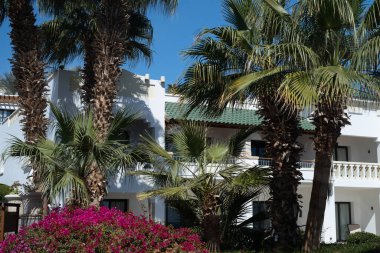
335,202 -> 351,241
251,140 -> 266,157
165,203 -> 195,228
334,146 -> 349,161
166,205 -> 182,228
101,199 -> 128,212
252,201 -> 271,231
0,109 -> 14,124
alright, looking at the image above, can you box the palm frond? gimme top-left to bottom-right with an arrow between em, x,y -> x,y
228,126 -> 259,157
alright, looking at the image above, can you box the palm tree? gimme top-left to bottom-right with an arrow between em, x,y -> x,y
0,72 -> 16,95
40,0 -> 177,205
3,104 -> 139,206
223,0 -> 380,251
41,0 -> 177,131
133,122 -> 268,252
177,0 -> 306,251
41,0 -> 153,108
91,0 -> 177,140
0,0 -> 48,144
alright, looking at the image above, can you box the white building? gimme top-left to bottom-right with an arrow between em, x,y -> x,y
1,70 -> 380,243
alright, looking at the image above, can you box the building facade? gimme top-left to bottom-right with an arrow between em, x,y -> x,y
1,70 -> 380,243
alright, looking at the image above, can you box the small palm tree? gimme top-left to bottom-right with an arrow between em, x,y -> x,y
3,105 -> 139,206
133,122 -> 268,252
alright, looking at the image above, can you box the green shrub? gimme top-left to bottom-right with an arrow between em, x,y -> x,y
346,232 -> 380,245
317,243 -> 380,253
0,184 -> 11,201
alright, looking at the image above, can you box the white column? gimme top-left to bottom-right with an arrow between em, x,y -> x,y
321,181 -> 337,243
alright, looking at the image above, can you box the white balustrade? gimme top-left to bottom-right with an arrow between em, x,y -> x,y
332,161 -> 380,180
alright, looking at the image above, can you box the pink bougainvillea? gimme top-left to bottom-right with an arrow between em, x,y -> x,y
0,207 -> 208,253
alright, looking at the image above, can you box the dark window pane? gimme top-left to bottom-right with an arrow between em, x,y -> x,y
251,141 -> 266,157
101,199 -> 128,212
110,201 -> 127,212
166,206 -> 182,228
0,109 -> 14,124
252,201 -> 271,231
101,200 -> 110,207
165,203 -> 195,228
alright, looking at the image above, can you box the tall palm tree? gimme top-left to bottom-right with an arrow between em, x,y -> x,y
4,104 -> 139,206
40,0 -> 177,205
0,0 -> 48,144
41,0 -> 153,108
133,122 -> 268,252
91,0 -> 177,140
178,0 -> 308,251
41,0 -> 177,121
226,0 -> 380,251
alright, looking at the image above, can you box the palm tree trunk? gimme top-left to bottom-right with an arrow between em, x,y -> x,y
81,38 -> 96,109
259,93 -> 303,252
202,214 -> 221,252
303,99 -> 350,252
202,194 -> 221,252
8,0 -> 49,215
86,0 -> 129,205
8,0 -> 48,144
92,0 -> 128,140
86,163 -> 106,206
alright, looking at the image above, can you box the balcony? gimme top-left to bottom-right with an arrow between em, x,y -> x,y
333,161 -> 380,180
300,161 -> 380,187
165,155 -> 380,187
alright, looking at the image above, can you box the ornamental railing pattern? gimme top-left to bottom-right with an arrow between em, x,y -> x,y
332,161 -> 380,180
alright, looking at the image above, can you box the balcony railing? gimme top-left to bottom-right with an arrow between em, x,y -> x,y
257,158 -> 315,168
141,155 -> 380,182
332,161 -> 380,180
171,156 -> 315,169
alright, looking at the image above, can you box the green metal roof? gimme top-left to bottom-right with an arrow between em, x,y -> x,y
165,102 -> 315,131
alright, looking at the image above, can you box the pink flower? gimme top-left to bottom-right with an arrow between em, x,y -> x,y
0,207 -> 208,253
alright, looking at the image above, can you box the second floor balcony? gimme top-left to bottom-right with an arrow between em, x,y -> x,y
168,155 -> 380,188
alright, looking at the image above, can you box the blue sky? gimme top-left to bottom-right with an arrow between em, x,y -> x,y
0,0 -> 226,85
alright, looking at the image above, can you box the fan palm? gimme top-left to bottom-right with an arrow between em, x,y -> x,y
92,0 -> 177,141
3,104 -> 139,206
133,122 -> 268,252
41,0 -> 153,108
177,0 -> 305,251
224,0 -> 380,251
40,0 -> 177,139
39,0 -> 177,205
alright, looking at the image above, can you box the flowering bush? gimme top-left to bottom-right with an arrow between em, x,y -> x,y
0,207 -> 208,253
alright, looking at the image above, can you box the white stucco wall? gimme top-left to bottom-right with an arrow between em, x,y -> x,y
343,107 -> 380,140
335,136 -> 378,163
0,113 -> 28,186
335,188 -> 380,235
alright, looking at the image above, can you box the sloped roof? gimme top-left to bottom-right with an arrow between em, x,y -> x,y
0,95 -> 18,104
165,102 -> 315,131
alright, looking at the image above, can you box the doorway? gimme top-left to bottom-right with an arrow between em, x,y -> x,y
335,202 -> 351,241
334,146 -> 349,161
